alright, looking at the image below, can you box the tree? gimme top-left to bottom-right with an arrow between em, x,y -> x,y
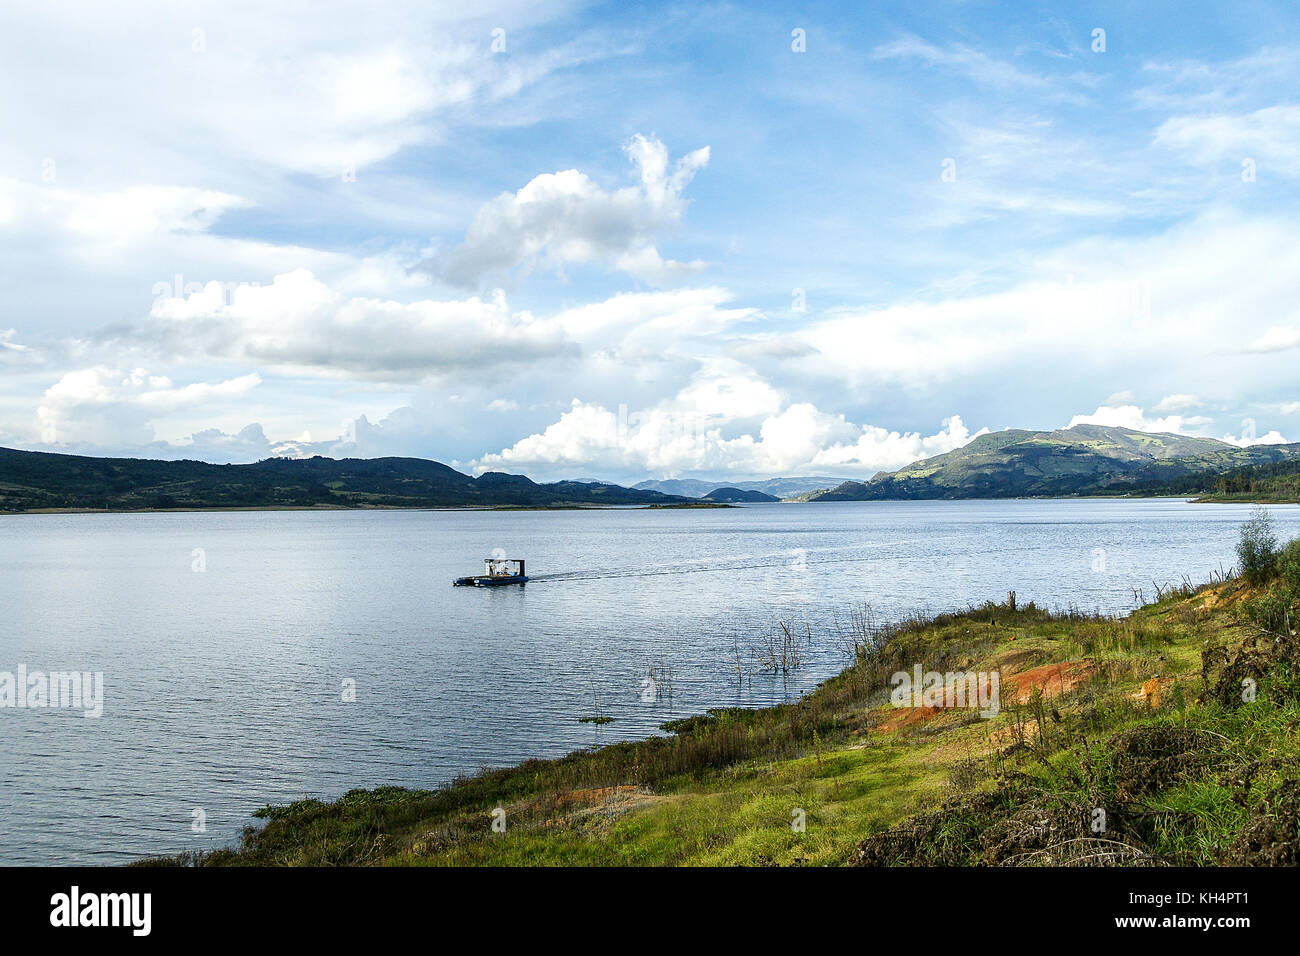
1237,506 -> 1278,585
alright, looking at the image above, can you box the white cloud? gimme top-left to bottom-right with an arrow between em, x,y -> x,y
1067,404 -> 1208,434
810,415 -> 986,470
552,286 -> 755,351
436,134 -> 710,287
41,367 -> 260,409
0,330 -> 27,354
1154,105 -> 1300,173
1222,427 -> 1289,447
1,176 -> 250,257
141,271 -> 759,388
0,2 -> 590,181
1066,403 -> 1291,447
35,367 -> 261,447
773,213 -> 1300,404
1247,326 -> 1300,353
176,424 -> 276,463
146,269 -> 574,381
471,361 -> 983,480
0,172 -> 441,353
872,36 -> 1068,95
0,2 -> 616,371
1153,393 -> 1202,413
1135,47 -> 1300,113
59,186 -> 250,246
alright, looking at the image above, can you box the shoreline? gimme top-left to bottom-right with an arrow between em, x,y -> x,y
11,495 -> 1300,517
0,502 -> 735,516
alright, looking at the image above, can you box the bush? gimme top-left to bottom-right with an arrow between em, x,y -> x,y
1278,538 -> 1300,594
1237,507 -> 1279,585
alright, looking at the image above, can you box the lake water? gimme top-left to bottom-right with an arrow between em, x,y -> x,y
3,498 -> 1299,865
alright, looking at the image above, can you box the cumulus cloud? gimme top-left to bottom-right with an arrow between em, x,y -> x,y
809,415 -> 986,470
434,134 -> 710,287
1067,404 -> 1209,434
470,362 -> 984,480
473,399 -> 982,480
1221,420 -> 1290,448
1066,403 -> 1290,447
35,367 -> 261,448
138,271 -> 759,387
145,269 -> 575,381
171,424 -> 276,463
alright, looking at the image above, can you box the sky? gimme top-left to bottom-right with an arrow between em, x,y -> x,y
3,0 -> 1300,483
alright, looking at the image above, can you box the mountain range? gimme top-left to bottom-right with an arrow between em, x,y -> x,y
0,447 -> 691,512
805,424 -> 1300,501
633,476 -> 846,499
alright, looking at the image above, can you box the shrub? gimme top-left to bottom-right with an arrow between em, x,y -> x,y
1242,591 -> 1293,634
1237,507 -> 1279,585
1278,538 -> 1300,594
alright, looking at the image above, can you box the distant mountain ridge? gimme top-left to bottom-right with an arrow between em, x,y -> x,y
634,476 -> 846,500
807,425 -> 1300,501
701,487 -> 780,503
0,447 -> 692,512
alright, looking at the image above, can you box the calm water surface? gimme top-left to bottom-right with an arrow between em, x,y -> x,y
3,498 -> 1299,865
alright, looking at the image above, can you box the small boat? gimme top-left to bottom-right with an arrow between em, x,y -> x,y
454,558 -> 528,587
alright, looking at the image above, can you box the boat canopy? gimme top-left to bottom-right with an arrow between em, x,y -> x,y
484,558 -> 525,577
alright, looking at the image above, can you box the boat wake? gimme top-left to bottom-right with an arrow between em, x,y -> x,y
524,542 -> 904,583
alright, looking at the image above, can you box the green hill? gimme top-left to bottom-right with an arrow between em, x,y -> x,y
0,447 -> 690,512
809,425 -> 1300,501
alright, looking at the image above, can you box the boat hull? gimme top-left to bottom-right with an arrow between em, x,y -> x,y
453,575 -> 529,587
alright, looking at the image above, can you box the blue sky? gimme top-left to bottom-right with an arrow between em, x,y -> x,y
3,0 -> 1300,481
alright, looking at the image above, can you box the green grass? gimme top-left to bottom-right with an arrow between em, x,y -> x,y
140,573 -> 1300,867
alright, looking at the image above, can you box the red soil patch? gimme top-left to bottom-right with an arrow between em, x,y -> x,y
872,659 -> 1096,736
1133,676 -> 1175,708
874,705 -> 945,733
1195,581 -> 1250,612
1003,659 -> 1095,704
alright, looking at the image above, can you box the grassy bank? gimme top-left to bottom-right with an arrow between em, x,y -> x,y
1194,494 -> 1300,504
143,532 -> 1300,866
